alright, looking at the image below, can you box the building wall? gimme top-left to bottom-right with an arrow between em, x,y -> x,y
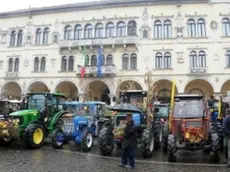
0,1 -> 230,102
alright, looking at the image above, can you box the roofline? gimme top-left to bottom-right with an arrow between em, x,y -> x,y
0,0 -> 210,19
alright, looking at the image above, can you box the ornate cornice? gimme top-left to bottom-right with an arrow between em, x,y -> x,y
0,0 -> 209,19
185,11 -> 208,18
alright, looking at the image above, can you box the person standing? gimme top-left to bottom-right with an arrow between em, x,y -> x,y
223,108 -> 230,166
119,113 -> 137,168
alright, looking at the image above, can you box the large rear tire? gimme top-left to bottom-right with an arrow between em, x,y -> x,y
82,130 -> 93,152
162,122 -> 169,153
213,121 -> 223,151
98,126 -> 114,156
153,118 -> 161,150
24,123 -> 46,149
141,128 -> 154,158
167,134 -> 177,162
51,128 -> 65,149
210,133 -> 220,163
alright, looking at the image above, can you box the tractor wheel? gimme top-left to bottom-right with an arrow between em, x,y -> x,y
98,126 -> 114,156
23,123 -> 46,149
141,128 -> 154,158
82,130 -> 93,152
210,133 -> 220,163
213,121 -> 223,151
51,128 -> 65,149
153,118 -> 161,150
162,122 -> 169,153
0,137 -> 14,147
167,134 -> 177,162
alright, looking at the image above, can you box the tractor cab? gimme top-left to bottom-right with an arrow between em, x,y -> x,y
154,102 -> 170,122
0,100 -> 11,117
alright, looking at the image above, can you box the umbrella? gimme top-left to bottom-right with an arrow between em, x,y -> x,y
109,103 -> 142,113
223,96 -> 230,103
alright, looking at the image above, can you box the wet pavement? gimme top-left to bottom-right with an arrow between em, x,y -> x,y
0,139 -> 229,172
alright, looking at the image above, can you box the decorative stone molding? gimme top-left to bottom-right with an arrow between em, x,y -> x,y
176,52 -> 184,64
50,58 -> 56,68
175,12 -> 184,39
52,32 -> 60,44
142,7 -> 149,21
24,59 -> 29,67
139,23 -> 151,39
185,12 -> 207,18
0,29 -> 8,44
219,12 -> 230,17
213,53 -> 219,61
0,60 -> 3,70
210,20 -> 218,30
151,13 -> 174,19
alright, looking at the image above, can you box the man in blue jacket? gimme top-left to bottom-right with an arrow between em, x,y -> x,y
223,108 -> 230,166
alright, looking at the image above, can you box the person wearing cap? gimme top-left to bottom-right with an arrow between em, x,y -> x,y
118,113 -> 137,168
223,108 -> 230,166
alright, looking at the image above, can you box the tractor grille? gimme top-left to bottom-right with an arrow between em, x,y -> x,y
12,116 -> 24,125
115,116 -> 126,126
186,121 -> 202,127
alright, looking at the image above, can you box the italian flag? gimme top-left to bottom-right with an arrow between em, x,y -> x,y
80,46 -> 87,79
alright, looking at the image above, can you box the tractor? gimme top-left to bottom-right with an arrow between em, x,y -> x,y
153,102 -> 170,152
0,100 -> 12,117
165,94 -> 220,163
51,101 -> 107,151
0,92 -> 69,148
98,104 -> 158,158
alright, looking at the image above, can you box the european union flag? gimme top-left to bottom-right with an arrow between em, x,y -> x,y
97,47 -> 103,77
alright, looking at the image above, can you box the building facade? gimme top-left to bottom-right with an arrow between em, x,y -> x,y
0,0 -> 230,104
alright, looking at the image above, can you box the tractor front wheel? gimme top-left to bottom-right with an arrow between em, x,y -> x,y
24,123 -> 46,149
98,126 -> 114,156
141,128 -> 154,158
162,122 -> 169,153
167,134 -> 177,162
153,118 -> 161,150
210,133 -> 220,163
51,128 -> 65,149
82,130 -> 93,152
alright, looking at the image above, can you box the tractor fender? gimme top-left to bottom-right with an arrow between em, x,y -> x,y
48,110 -> 69,131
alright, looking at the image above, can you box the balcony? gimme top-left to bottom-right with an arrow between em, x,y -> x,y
188,67 -> 209,76
60,36 -> 138,49
76,65 -> 117,77
5,72 -> 19,79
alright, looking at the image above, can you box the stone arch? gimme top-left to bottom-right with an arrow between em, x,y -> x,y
85,80 -> 110,104
55,81 -> 78,100
117,80 -> 143,92
1,81 -> 22,100
220,79 -> 230,97
184,79 -> 214,99
154,79 -> 179,102
27,81 -> 49,93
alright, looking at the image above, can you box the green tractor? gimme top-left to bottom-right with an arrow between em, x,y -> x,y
0,92 -> 68,148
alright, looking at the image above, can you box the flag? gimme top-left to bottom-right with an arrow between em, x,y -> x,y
169,78 -> 176,131
97,47 -> 103,77
80,46 -> 87,78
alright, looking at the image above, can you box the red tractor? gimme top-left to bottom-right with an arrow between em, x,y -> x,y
165,94 -> 220,163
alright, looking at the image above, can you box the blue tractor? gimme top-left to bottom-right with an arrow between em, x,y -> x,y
51,101 -> 107,152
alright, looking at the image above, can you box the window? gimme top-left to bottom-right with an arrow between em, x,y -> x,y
43,28 -> 49,44
36,28 -> 42,45
74,24 -> 82,39
8,58 -> 13,72
155,52 -> 163,68
122,54 -> 129,69
190,51 -> 197,67
68,56 -> 74,71
164,52 -> 171,68
10,30 -> 16,47
17,30 -> 23,46
197,19 -> 206,37
106,22 -> 115,37
106,54 -> 113,65
198,51 -> 206,67
61,56 -> 67,71
84,24 -> 93,39
154,20 -> 162,39
95,23 -> 104,38
187,19 -> 196,38
127,21 -> 136,36
163,20 -> 172,38
14,58 -> 19,72
64,25 -> 72,40
91,55 -> 97,66
40,57 -> 46,72
34,57 -> 40,72
226,50 -> 230,67
222,18 -> 230,37
130,53 -> 137,69
117,21 -> 126,37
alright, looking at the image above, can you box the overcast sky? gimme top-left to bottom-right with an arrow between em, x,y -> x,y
0,0 -> 100,12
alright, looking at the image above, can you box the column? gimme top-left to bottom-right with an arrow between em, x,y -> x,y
109,93 -> 116,106
78,93 -> 85,102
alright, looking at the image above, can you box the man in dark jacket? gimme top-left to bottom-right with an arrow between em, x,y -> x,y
223,108 -> 230,166
119,113 -> 137,168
